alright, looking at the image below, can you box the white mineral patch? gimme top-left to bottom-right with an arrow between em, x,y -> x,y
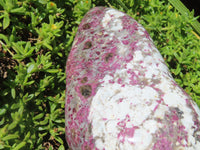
101,74 -> 113,84
191,101 -> 200,120
137,26 -> 146,35
131,50 -> 143,62
164,92 -> 184,107
88,75 -> 161,149
194,143 -> 200,150
102,9 -> 124,31
143,119 -> 162,134
188,133 -> 196,147
117,42 -> 129,55
114,69 -> 131,84
146,63 -> 160,78
154,104 -> 169,119
188,131 -> 200,149
129,128 -> 152,149
181,107 -> 193,131
108,32 -> 114,40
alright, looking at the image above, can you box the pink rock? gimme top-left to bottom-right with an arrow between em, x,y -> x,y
65,7 -> 200,149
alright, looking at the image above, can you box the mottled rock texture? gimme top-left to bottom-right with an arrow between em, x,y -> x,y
65,7 -> 200,150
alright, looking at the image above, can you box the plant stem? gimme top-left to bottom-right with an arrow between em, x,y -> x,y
0,40 -> 14,56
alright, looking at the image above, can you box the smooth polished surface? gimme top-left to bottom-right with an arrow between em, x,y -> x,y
65,7 -> 200,150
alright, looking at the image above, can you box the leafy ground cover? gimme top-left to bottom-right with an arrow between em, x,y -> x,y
0,0 -> 199,149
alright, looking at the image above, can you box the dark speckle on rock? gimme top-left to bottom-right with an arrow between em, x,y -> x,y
81,77 -> 88,83
84,41 -> 92,49
105,53 -> 113,62
82,23 -> 91,30
80,85 -> 92,98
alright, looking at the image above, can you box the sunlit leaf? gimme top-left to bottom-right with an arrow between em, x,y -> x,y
3,11 -> 10,29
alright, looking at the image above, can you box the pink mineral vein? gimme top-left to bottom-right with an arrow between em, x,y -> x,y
65,7 -> 200,150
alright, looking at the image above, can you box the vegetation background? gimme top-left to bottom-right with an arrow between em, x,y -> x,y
0,0 -> 199,149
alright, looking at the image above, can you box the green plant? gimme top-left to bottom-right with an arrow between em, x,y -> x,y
0,0 -> 26,29
0,0 -> 67,149
168,0 -> 200,36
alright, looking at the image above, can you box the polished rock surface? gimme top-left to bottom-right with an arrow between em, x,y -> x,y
65,7 -> 200,150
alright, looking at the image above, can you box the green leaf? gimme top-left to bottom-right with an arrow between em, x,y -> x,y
11,88 -> 16,99
11,103 -> 20,110
0,144 -> 4,149
12,42 -> 23,54
8,121 -> 18,130
12,54 -> 24,60
10,7 -> 26,14
0,108 -> 6,116
18,106 -> 24,116
23,93 -> 34,103
57,52 -> 63,57
0,118 -> 5,126
54,119 -> 64,123
50,102 -> 57,112
39,117 -> 49,125
43,42 -> 53,50
49,146 -> 53,150
46,69 -> 59,73
27,64 -> 35,74
24,80 -> 35,86
3,11 -> 10,29
9,27 -> 16,42
13,141 -> 26,150
0,0 -> 6,10
193,85 -> 200,94
2,134 -> 18,141
39,0 -> 48,4
49,15 -> 54,25
33,113 -> 44,120
38,126 -> 48,131
24,132 -> 31,141
54,136 -> 63,145
4,0 -> 15,12
0,34 -> 9,44
58,145 -> 65,150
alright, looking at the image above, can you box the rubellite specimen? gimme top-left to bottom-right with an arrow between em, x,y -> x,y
65,7 -> 200,150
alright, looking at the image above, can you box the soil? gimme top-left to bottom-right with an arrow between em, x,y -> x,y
43,132 -> 69,150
